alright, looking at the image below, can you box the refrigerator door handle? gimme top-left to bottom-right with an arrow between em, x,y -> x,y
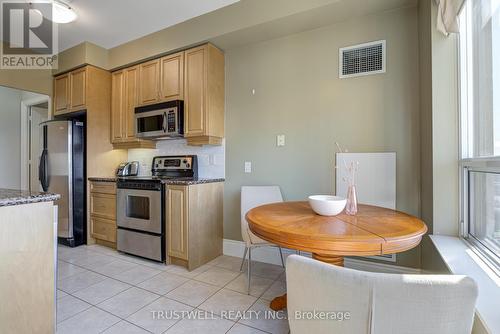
39,149 -> 49,192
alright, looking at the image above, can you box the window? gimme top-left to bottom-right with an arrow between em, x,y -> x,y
459,0 -> 500,270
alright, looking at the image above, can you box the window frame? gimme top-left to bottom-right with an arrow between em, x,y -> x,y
458,0 -> 500,275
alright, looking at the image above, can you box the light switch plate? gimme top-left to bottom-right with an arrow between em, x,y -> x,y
244,161 -> 252,173
277,134 -> 285,147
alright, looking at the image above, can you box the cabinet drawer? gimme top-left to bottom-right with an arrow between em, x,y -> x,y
91,217 -> 116,242
90,182 -> 116,194
90,193 -> 116,219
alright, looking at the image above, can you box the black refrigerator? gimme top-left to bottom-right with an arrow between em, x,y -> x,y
39,119 -> 86,247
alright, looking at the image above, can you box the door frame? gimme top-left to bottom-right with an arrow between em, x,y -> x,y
20,96 -> 51,191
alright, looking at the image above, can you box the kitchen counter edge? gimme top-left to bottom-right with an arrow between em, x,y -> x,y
88,177 -> 225,185
0,189 -> 61,207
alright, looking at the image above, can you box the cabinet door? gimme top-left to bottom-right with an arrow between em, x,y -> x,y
69,67 -> 86,111
184,46 -> 206,137
91,217 -> 116,242
138,59 -> 160,105
53,74 -> 69,115
125,66 -> 139,140
167,185 -> 188,260
160,52 -> 184,101
110,70 -> 124,143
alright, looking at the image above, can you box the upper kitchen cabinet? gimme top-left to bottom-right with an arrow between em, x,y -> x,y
184,44 -> 225,146
53,74 -> 69,115
111,66 -> 156,149
138,51 -> 185,106
160,51 -> 184,101
69,67 -> 87,110
53,66 -> 87,116
138,59 -> 160,105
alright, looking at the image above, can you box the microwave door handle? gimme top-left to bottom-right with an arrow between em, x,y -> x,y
162,112 -> 167,132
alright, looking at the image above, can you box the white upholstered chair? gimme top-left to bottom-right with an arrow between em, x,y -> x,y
286,255 -> 478,334
241,186 -> 285,294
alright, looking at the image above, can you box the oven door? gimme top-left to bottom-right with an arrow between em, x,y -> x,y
117,188 -> 162,234
135,110 -> 166,138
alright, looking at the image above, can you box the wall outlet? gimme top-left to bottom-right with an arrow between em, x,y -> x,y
277,134 -> 285,147
244,161 -> 252,173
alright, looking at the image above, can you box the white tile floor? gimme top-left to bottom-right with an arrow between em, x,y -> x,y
57,244 -> 289,334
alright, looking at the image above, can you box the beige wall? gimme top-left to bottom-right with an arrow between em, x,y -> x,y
419,0 -> 434,233
0,69 -> 52,95
0,42 -> 52,95
429,1 -> 459,236
224,6 -> 422,268
419,0 -> 460,272
55,42 -> 109,74
0,86 -> 22,189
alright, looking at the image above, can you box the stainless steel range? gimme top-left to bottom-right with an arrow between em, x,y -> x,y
116,155 -> 198,262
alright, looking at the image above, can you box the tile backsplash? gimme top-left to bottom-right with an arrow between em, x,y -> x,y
127,139 -> 225,178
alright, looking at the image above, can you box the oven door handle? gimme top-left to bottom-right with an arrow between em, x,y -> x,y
162,112 -> 167,132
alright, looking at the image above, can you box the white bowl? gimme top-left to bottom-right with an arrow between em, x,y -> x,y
308,195 -> 347,216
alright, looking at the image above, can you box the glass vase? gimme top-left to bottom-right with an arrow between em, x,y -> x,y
345,184 -> 358,215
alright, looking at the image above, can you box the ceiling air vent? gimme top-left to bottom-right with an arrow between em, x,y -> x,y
339,40 -> 386,79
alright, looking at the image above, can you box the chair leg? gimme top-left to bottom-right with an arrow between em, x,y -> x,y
240,246 -> 248,272
247,247 -> 252,295
278,247 -> 285,268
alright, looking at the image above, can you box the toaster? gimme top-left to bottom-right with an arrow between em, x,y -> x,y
116,161 -> 139,177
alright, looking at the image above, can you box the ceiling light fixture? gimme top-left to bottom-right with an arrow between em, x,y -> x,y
52,0 -> 77,24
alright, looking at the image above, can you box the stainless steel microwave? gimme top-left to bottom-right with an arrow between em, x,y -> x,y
135,100 -> 184,139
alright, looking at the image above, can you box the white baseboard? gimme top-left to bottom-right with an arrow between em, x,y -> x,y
223,239 -> 421,274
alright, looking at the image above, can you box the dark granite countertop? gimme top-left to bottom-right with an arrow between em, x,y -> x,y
88,177 -> 117,183
88,177 -> 225,185
162,178 -> 225,185
0,189 -> 60,207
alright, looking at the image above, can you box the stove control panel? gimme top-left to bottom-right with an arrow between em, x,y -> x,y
151,155 -> 198,179
153,156 -> 194,170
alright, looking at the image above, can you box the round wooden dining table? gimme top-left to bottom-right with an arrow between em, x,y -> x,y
246,201 -> 427,311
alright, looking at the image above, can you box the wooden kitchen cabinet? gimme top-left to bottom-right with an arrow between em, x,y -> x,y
160,51 -> 184,101
111,66 -> 156,149
138,52 -> 185,106
138,59 -> 160,105
110,70 -> 124,143
69,67 -> 86,110
53,66 -> 87,116
166,182 -> 223,270
90,181 -> 117,248
166,185 -> 189,260
53,74 -> 69,115
184,44 -> 225,146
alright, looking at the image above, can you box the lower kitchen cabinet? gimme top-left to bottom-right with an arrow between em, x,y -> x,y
166,182 -> 223,270
90,217 -> 116,243
89,181 -> 117,248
